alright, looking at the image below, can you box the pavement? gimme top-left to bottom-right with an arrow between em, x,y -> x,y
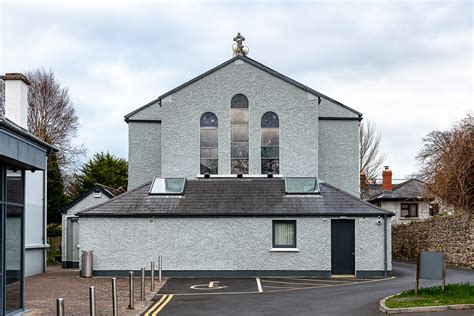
24,265 -> 164,315
143,262 -> 474,316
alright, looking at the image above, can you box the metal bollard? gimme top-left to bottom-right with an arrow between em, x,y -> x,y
57,298 -> 65,316
128,271 -> 135,309
89,286 -> 96,316
158,255 -> 162,283
141,267 -> 145,301
151,261 -> 155,291
112,277 -> 118,316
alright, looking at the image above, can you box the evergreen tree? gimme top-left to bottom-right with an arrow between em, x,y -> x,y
74,152 -> 128,196
47,154 -> 70,223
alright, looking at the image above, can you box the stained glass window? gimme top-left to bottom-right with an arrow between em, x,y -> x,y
261,112 -> 279,174
230,94 -> 249,174
200,112 -> 218,174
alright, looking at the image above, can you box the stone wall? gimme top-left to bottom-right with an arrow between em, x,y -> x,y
392,215 -> 473,269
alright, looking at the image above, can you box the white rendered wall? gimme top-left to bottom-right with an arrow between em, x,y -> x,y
4,79 -> 29,128
80,216 -> 391,273
381,201 -> 431,225
61,192 -> 111,264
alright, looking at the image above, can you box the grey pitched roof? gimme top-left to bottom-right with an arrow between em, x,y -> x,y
124,55 -> 362,122
367,179 -> 432,202
61,184 -> 126,214
77,178 -> 393,217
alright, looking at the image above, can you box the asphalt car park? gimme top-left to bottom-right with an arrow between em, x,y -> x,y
142,262 -> 474,316
142,276 -> 392,315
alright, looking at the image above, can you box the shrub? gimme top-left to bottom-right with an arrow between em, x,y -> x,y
47,223 -> 62,237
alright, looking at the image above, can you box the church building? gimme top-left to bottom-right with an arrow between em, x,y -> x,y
78,34 -> 393,278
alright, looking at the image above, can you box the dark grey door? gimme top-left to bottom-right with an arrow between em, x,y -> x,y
331,220 -> 355,275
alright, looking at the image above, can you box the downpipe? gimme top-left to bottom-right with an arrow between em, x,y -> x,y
384,214 -> 388,277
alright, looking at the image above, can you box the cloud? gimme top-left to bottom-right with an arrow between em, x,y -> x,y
1,0 -> 471,179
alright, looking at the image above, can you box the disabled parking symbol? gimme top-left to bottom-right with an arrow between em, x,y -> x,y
190,281 -> 228,290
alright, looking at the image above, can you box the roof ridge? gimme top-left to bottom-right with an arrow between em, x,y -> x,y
95,183 -> 126,195
76,182 -> 151,215
391,178 -> 423,192
124,55 -> 362,121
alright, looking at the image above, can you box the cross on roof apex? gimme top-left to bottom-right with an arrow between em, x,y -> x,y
232,32 -> 249,57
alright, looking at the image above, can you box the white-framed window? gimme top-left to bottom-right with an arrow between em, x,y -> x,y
272,220 -> 297,248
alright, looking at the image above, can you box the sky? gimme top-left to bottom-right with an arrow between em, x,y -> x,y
0,0 -> 472,180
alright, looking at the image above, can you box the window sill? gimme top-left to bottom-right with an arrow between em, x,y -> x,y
400,217 -> 420,220
270,248 -> 300,252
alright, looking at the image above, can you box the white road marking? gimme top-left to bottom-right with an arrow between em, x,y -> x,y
191,283 -> 227,290
178,276 -> 395,296
256,277 -> 263,292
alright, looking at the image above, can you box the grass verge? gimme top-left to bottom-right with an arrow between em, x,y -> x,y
385,283 -> 474,308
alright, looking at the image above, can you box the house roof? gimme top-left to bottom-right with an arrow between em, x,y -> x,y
366,179 -> 432,202
61,184 -> 126,214
77,178 -> 393,217
124,55 -> 362,122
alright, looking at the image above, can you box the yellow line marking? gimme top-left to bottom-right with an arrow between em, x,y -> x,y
331,274 -> 355,278
152,294 -> 173,315
145,295 -> 168,316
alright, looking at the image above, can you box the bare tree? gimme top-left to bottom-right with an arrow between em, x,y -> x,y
360,119 -> 387,182
416,114 -> 473,215
1,70 -> 85,192
26,69 -> 85,172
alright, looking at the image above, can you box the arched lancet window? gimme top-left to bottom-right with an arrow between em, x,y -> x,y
230,94 -> 249,174
200,112 -> 218,174
261,111 -> 279,174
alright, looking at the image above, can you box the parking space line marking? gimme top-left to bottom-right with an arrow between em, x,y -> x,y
261,280 -> 340,286
288,278 -> 355,283
161,276 -> 396,296
262,285 -> 295,288
152,295 -> 173,316
256,277 -> 263,292
145,295 -> 168,316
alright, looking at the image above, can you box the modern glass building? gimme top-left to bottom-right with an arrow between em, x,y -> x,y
1,73 -> 54,315
1,166 -> 24,313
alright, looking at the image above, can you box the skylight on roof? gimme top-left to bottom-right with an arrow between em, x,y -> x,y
150,177 -> 186,195
285,177 -> 320,194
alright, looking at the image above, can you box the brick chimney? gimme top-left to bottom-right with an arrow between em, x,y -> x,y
1,73 -> 30,129
360,171 -> 369,192
382,166 -> 392,191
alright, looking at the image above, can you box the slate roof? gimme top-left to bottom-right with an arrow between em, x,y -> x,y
367,179 -> 432,202
61,183 -> 126,214
124,55 -> 362,122
77,178 -> 393,217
